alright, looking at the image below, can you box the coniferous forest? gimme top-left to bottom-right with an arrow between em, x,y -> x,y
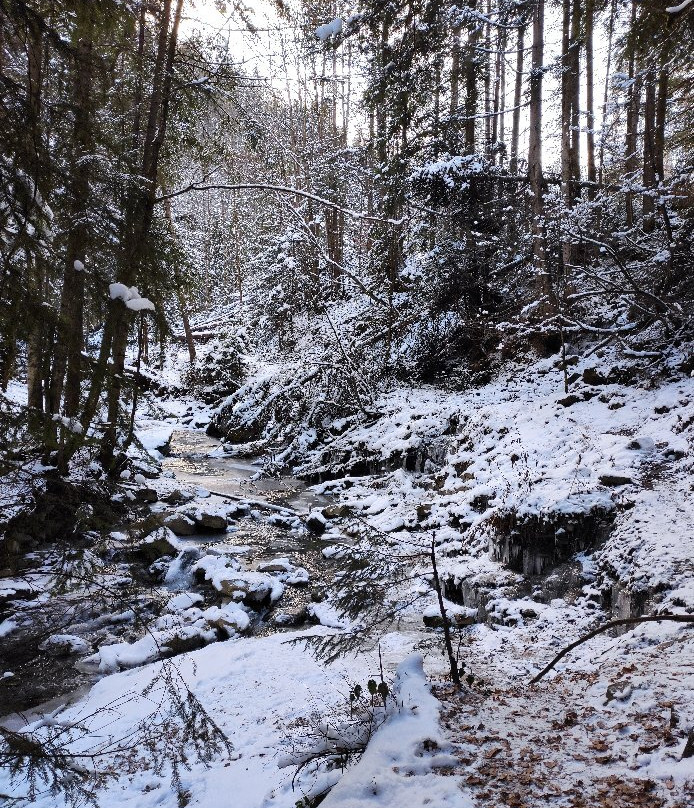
0,2 -> 693,807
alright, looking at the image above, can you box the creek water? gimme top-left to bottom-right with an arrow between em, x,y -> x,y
161,430 -> 326,514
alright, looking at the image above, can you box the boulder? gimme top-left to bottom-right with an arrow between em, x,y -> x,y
599,474 -> 633,487
321,503 -> 352,520
271,607 -> 308,627
194,512 -> 228,531
163,489 -> 191,505
582,367 -> 610,386
203,603 -> 251,636
306,510 -> 327,534
163,513 -> 196,536
557,393 -> 582,408
134,487 -> 158,504
39,634 -> 90,657
137,528 -> 179,561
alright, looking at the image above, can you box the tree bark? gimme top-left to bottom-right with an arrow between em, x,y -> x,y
101,0 -> 184,470
642,67 -> 657,232
624,0 -> 640,228
528,0 -> 548,305
510,24 -> 525,174
585,0 -> 597,198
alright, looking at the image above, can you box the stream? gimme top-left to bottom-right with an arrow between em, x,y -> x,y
0,427 -> 432,733
0,429 -> 338,727
162,430 -> 325,514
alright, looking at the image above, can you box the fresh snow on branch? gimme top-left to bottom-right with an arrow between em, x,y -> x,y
108,282 -> 155,311
666,0 -> 693,13
316,18 -> 342,41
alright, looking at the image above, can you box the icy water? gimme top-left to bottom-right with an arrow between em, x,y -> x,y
161,430 -> 326,514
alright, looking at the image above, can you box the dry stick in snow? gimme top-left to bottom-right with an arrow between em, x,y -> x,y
430,536 -> 461,687
530,614 -> 694,684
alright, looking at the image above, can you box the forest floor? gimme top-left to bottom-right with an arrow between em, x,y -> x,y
0,344 -> 693,807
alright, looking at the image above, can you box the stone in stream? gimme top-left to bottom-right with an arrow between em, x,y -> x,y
163,489 -> 193,505
306,510 -> 327,534
598,473 -> 633,487
134,487 -> 158,504
135,527 -> 180,560
321,503 -> 352,520
39,634 -> 90,657
163,513 -> 196,536
194,512 -> 228,531
271,607 -> 308,627
193,555 -> 284,607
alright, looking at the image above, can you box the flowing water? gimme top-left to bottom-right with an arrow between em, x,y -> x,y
161,430 -> 326,514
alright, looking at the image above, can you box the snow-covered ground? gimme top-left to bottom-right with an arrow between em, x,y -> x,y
1,343 -> 692,807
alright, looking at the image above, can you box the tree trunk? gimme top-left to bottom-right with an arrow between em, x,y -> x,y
585,0 -> 597,198
464,2 -> 480,154
101,0 -> 184,470
49,6 -> 94,473
642,67 -> 657,232
510,24 -> 525,174
528,0 -> 548,306
624,0 -> 640,228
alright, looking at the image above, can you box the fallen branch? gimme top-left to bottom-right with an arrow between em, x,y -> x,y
530,614 -> 694,684
155,182 -> 407,226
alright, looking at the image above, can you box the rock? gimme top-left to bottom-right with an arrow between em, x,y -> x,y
423,611 -> 476,629
271,607 -> 308,627
194,556 -> 284,606
195,512 -> 228,531
520,608 -> 538,619
416,503 -> 432,521
606,681 -> 633,702
39,634 -> 90,657
583,367 -> 610,386
654,404 -> 671,414
490,495 -> 616,576
164,631 -> 209,657
257,558 -> 293,573
163,489 -> 189,505
321,503 -> 352,520
137,528 -> 179,561
134,487 -> 158,504
558,394 -> 582,407
163,513 -> 196,536
267,513 -> 296,529
215,572 -> 283,605
599,474 -> 633,487
306,510 -> 327,534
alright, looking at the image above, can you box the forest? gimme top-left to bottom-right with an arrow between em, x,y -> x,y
0,1 -> 693,807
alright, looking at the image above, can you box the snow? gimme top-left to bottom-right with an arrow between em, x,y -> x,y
321,654 -> 470,808
666,0 -> 693,13
307,601 -> 349,629
193,554 -> 285,603
109,282 -> 155,311
38,634 -> 90,654
165,592 -> 204,612
1,630 -> 380,808
316,18 -> 342,41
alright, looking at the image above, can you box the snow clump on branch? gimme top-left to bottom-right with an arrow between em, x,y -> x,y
109,282 -> 155,311
316,18 -> 342,41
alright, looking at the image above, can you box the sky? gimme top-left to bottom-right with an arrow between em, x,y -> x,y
180,1 -> 620,174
